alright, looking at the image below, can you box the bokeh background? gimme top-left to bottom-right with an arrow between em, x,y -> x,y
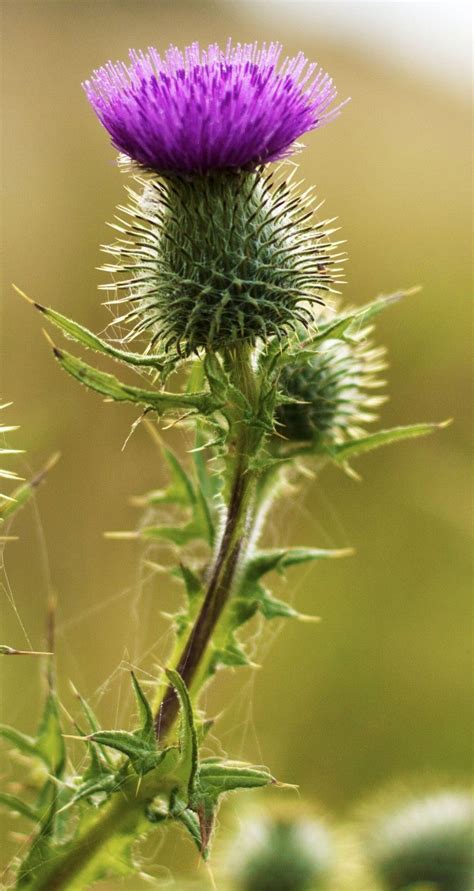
1,1 -> 471,887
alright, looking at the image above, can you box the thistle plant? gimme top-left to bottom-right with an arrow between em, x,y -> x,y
2,40 -> 447,889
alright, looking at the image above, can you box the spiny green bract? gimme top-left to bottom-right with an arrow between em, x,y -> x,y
276,311 -> 387,448
101,167 -> 345,355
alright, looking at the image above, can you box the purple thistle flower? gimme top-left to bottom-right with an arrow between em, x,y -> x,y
84,41 -> 347,175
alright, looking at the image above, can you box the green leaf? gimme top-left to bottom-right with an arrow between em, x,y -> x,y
36,691 -> 66,777
0,453 -> 59,522
87,730 -> 163,776
210,637 -> 252,671
149,448 -> 197,507
67,772 -> 124,808
349,287 -> 417,327
165,669 -> 198,794
140,522 -> 204,546
178,563 -> 202,602
0,792 -> 39,822
257,592 -> 299,621
50,344 -> 214,415
70,683 -> 115,769
130,672 -> 154,744
242,546 -> 352,587
190,759 -> 275,853
329,422 -> 448,462
292,314 -> 357,357
0,724 -> 38,758
17,291 -> 165,370
174,804 -> 203,854
197,759 -> 275,795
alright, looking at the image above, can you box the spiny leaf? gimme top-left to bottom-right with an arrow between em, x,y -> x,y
257,591 -> 300,621
36,691 -> 66,777
149,447 -> 197,507
243,546 -> 353,584
49,343 -> 214,415
15,781 -> 60,887
210,637 -> 252,672
142,444 -> 215,545
190,759 -> 276,854
0,792 -> 39,822
14,287 -> 165,370
130,672 -> 154,743
70,682 -> 115,769
140,522 -> 204,546
178,563 -> 202,602
0,453 -> 59,522
197,759 -> 275,795
174,804 -> 203,854
329,421 -> 449,462
87,730 -> 163,776
349,287 -> 419,327
291,314 -> 357,357
66,772 -> 124,808
0,724 -> 38,758
165,669 -> 198,793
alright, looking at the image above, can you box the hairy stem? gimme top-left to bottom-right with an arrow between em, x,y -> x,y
23,785 -> 144,891
155,344 -> 260,738
155,460 -> 254,737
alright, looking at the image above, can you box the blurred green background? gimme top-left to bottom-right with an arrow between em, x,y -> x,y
0,1 -> 471,886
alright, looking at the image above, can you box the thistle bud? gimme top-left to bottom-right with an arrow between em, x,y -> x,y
276,313 -> 387,449
84,42 -> 347,356
230,808 -> 335,891
101,170 -> 344,355
361,789 -> 474,891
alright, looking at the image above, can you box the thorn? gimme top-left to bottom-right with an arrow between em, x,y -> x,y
331,547 -> 355,558
27,452 -> 61,491
297,614 -> 321,624
0,646 -> 53,656
275,780 -> 299,790
438,418 -> 453,429
103,530 -> 139,540
62,733 -> 91,741
12,284 -> 34,305
41,326 -> 57,350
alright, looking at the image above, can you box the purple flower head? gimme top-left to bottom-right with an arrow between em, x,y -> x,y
84,41 -> 347,174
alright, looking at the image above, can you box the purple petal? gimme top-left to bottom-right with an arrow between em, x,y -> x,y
84,41 -> 348,174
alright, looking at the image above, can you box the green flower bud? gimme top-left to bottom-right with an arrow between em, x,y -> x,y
102,168 -> 344,356
276,314 -> 386,449
231,809 -> 334,891
362,789 -> 474,891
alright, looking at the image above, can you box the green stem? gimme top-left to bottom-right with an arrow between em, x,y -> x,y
27,345 -> 272,890
155,344 -> 260,738
23,785 -> 144,891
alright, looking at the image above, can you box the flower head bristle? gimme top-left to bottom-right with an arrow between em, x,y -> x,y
84,41 -> 347,175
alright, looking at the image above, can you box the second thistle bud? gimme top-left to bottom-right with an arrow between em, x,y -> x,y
275,314 -> 387,450
230,809 -> 335,891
